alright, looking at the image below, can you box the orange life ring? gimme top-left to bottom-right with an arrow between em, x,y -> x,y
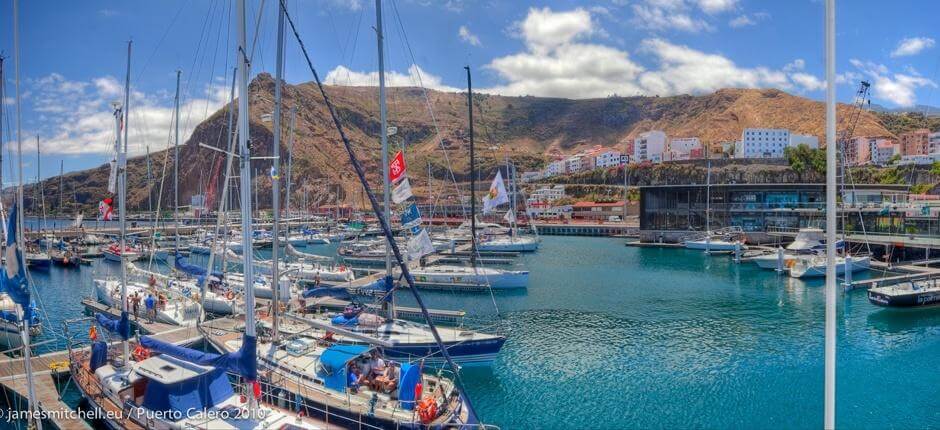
226,291 -> 235,300
417,397 -> 438,424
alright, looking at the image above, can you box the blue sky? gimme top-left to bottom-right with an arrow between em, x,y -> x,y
1,0 -> 939,183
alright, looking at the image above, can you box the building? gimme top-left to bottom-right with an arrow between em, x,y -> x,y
564,156 -> 582,173
871,140 -> 899,166
526,202 -> 570,219
571,201 -> 627,221
638,183 -> 908,243
527,185 -> 566,204
845,136 -> 872,166
930,131 -> 940,154
520,171 -> 544,183
789,134 -> 819,149
899,153 -> 940,166
737,128 -> 791,158
545,160 -> 566,177
621,154 -> 631,164
669,137 -> 702,158
900,129 -> 929,156
634,131 -> 668,163
594,149 -> 623,168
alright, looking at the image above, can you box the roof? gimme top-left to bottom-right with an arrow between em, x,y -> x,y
572,201 -> 625,208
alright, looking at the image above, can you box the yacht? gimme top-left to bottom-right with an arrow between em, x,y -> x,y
94,279 -> 203,326
478,234 -> 539,252
751,228 -> 826,269
868,279 -> 940,309
683,233 -> 746,251
405,265 -> 529,290
788,254 -> 871,278
102,243 -> 140,262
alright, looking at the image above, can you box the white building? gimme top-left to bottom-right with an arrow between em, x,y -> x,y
520,171 -> 544,183
871,140 -> 899,166
899,153 -> 940,166
564,156 -> 582,173
594,149 -> 623,168
634,131 -> 668,163
929,131 -> 940,154
789,134 -> 819,149
545,160 -> 566,177
737,128 -> 791,158
527,185 -> 566,204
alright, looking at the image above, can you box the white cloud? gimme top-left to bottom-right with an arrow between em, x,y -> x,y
632,3 -> 713,32
891,37 -> 935,58
516,7 -> 594,54
324,64 -> 460,92
482,8 -> 818,98
458,25 -> 481,46
783,59 -> 805,72
790,73 -> 826,92
327,0 -> 362,11
22,73 -> 228,156
695,0 -> 738,14
850,59 -> 936,106
728,15 -> 754,27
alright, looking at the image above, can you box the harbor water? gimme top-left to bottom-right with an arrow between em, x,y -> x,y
8,236 -> 940,428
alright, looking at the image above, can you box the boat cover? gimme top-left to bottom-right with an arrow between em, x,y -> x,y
302,285 -> 352,300
90,340 -> 108,372
96,311 -> 130,340
173,252 -> 222,279
318,344 -> 369,392
140,333 -> 257,381
141,366 -> 233,421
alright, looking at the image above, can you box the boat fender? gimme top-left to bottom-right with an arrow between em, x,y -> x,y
89,325 -> 97,341
133,345 -> 150,361
417,397 -> 438,424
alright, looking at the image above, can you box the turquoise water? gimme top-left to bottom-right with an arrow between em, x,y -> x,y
5,236 -> 940,428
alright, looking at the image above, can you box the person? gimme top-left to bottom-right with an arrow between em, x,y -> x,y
144,293 -> 156,323
297,296 -> 307,316
367,352 -> 387,391
314,272 -> 321,288
130,293 -> 141,320
347,363 -> 362,393
148,274 -> 157,288
374,362 -> 399,394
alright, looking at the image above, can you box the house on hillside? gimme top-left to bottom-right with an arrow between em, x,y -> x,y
634,131 -> 667,163
900,129 -> 929,156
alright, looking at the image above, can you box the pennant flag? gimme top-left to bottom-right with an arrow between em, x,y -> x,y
407,228 -> 435,260
503,210 -> 516,223
392,178 -> 413,204
400,204 -> 422,228
107,159 -> 118,194
389,150 -> 407,184
482,171 -> 510,214
0,204 -> 33,323
270,166 -> 279,180
98,198 -> 114,221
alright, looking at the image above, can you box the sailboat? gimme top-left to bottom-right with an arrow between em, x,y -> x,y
683,156 -> 746,252
478,161 -> 539,252
68,11 -> 327,428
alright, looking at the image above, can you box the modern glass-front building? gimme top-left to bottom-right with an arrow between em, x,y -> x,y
638,183 -> 911,242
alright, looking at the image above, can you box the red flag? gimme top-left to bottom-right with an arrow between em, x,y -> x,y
389,150 -> 406,183
99,198 -> 113,221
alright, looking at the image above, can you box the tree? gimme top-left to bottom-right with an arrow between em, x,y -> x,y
784,144 -> 825,180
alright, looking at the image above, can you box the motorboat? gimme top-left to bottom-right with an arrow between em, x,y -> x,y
788,254 -> 871,278
683,234 -> 746,251
478,234 -> 539,252
751,228 -> 826,269
102,243 -> 140,263
868,279 -> 940,309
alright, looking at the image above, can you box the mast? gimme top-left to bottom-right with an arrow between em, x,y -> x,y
146,145 -> 152,214
375,0 -> 394,319
271,0 -> 286,341
58,160 -> 63,213
12,2 -> 41,426
235,0 -> 259,414
203,67 -> 238,299
174,70 -> 181,251
705,153 -> 711,252
285,107 -> 295,223
824,0 -> 837,427
118,40 -> 132,368
0,54 -> 3,216
465,66 -> 477,266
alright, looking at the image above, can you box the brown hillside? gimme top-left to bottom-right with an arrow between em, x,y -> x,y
32,75 -> 894,215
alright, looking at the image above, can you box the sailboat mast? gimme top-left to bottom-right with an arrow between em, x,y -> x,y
375,0 -> 394,318
146,145 -> 152,214
823,0 -> 837,427
235,0 -> 259,413
203,67 -> 238,298
271,0 -> 286,341
12,2 -> 41,426
0,55 -> 3,215
118,40 -> 132,368
174,70 -> 181,250
285,107 -> 295,221
465,66 -> 477,266
58,160 -> 63,213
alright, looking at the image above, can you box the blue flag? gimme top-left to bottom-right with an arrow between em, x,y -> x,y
400,204 -> 422,228
1,205 -> 32,322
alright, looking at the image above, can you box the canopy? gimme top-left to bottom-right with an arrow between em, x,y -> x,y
96,311 -> 131,340
140,333 -> 257,381
398,362 -> 421,410
318,344 -> 369,392
90,340 -> 108,372
141,364 -> 233,421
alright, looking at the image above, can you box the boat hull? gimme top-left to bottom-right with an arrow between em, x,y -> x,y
789,257 -> 871,278
683,240 -> 742,251
868,289 -> 940,308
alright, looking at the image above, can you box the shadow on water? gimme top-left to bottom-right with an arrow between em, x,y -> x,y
865,306 -> 940,333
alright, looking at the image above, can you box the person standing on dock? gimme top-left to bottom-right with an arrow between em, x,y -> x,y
144,293 -> 155,323
130,292 -> 141,320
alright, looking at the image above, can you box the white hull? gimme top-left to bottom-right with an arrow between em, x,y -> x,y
94,279 -> 202,326
103,250 -> 140,263
789,256 -> 872,278
684,239 -> 743,251
407,265 -> 528,289
478,236 -> 539,252
305,235 -> 331,244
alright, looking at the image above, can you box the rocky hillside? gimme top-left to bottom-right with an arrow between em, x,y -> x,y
30,74 -> 896,215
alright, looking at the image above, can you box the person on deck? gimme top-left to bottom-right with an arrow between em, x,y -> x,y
130,293 -> 141,320
374,362 -> 399,394
144,294 -> 156,323
348,363 -> 362,393
366,351 -> 387,391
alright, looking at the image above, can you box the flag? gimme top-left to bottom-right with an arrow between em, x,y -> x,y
0,204 -> 32,323
503,210 -> 516,223
99,198 -> 113,221
482,171 -> 509,214
270,166 -> 279,180
392,178 -> 413,204
400,204 -> 422,228
389,150 -> 406,184
407,228 -> 434,260
409,225 -> 422,235
107,159 -> 118,194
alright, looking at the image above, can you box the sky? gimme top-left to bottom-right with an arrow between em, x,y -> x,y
1,0 -> 939,184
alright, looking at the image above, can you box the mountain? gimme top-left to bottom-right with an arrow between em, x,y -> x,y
870,103 -> 940,117
29,74 -> 895,215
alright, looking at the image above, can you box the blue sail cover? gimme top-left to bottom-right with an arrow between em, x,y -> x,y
141,366 -> 234,421
174,252 -> 222,279
398,362 -> 421,410
0,205 -> 32,323
140,334 -> 257,381
302,285 -> 352,300
318,344 -> 369,392
90,340 -> 109,372
96,311 -> 131,340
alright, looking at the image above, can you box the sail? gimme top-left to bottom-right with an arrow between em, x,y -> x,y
140,333 -> 257,381
95,311 -> 130,341
0,204 -> 32,322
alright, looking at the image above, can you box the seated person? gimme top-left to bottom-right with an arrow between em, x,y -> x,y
356,359 -> 373,389
366,352 -> 387,391
374,362 -> 399,394
348,363 -> 362,393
